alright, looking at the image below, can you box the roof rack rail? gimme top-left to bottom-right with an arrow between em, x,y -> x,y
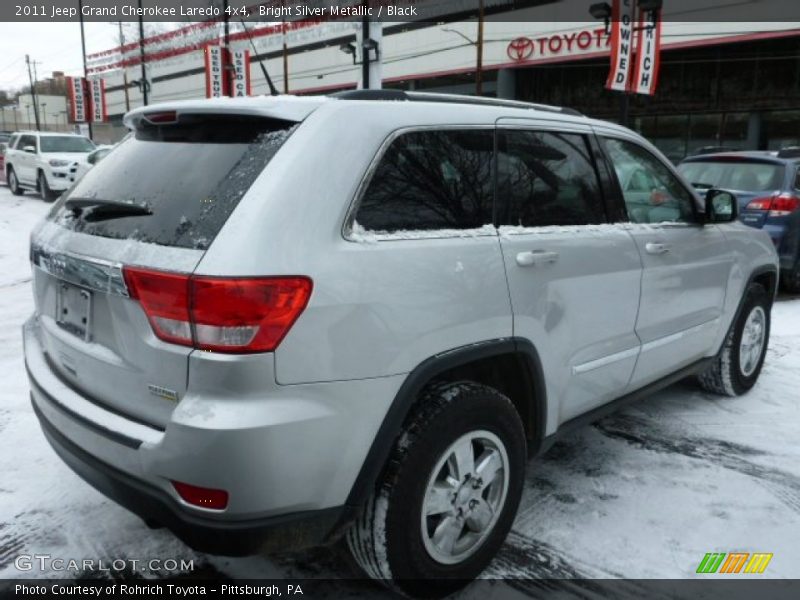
330,89 -> 583,117
777,146 -> 800,159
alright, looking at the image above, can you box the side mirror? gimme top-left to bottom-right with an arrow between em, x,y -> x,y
705,189 -> 738,223
23,145 -> 36,154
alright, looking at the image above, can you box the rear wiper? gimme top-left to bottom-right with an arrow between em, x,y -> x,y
65,197 -> 152,220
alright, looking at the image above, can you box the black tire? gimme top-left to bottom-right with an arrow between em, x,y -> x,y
347,381 -> 526,598
7,167 -> 24,196
698,283 -> 771,396
38,171 -> 56,202
781,262 -> 800,294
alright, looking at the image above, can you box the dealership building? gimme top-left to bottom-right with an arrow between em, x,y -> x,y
86,0 -> 800,161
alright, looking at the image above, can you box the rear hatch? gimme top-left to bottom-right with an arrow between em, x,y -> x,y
30,109 -> 300,429
677,156 -> 786,229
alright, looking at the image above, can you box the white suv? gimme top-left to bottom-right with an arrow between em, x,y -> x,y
24,92 -> 778,596
5,131 -> 95,201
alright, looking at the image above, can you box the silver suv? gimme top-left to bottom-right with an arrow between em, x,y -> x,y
24,92 -> 778,596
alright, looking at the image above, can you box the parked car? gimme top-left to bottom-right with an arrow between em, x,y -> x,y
0,141 -> 7,184
678,149 -> 800,292
68,145 -> 113,184
25,92 -> 778,597
0,131 -> 11,145
4,131 -> 95,201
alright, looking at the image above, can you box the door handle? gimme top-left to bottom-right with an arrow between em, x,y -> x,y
516,250 -> 559,267
645,242 -> 670,255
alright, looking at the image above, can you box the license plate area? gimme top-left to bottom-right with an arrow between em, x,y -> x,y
56,282 -> 92,342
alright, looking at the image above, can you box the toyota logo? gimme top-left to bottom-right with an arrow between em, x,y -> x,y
507,37 -> 534,61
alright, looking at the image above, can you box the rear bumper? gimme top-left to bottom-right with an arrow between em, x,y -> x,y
23,314 -> 402,554
33,397 -> 346,556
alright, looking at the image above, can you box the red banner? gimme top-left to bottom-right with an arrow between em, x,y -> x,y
89,79 -> 107,123
67,76 -> 87,123
204,46 -> 228,98
605,0 -> 635,92
630,10 -> 663,95
230,49 -> 251,97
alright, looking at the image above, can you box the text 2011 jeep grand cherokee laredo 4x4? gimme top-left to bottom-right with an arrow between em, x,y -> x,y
24,91 -> 778,596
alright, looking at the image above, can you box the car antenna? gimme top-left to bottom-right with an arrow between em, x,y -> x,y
239,17 -> 280,96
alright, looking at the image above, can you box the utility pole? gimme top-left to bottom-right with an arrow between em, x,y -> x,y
361,0 -> 370,90
25,55 -> 41,131
118,22 -> 131,112
476,0 -> 484,96
282,0 -> 289,93
138,0 -> 149,105
78,0 -> 93,138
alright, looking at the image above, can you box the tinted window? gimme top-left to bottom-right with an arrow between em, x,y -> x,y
40,136 -> 95,153
355,129 -> 494,232
18,135 -> 37,150
50,115 -> 296,250
496,130 -> 605,227
603,138 -> 696,224
677,160 -> 785,192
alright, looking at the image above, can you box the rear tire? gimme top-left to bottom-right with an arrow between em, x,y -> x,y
347,381 -> 526,598
38,171 -> 56,202
698,283 -> 770,396
7,167 -> 24,196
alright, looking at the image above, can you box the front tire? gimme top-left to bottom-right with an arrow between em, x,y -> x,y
698,283 -> 770,396
347,382 -> 526,598
38,171 -> 56,202
7,168 -> 24,196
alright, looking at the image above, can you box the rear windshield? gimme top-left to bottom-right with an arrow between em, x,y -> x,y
677,160 -> 785,192
40,136 -> 95,153
50,114 -> 296,250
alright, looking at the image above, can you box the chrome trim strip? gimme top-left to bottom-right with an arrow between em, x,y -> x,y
640,318 -> 720,353
573,346 -> 640,375
31,245 -> 129,298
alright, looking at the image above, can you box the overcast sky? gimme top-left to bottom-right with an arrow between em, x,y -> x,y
0,23 -> 130,92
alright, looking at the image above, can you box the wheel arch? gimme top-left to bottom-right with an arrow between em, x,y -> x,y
342,338 -> 547,514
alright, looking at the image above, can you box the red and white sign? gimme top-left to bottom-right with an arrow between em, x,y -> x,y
631,10 -> 663,95
204,45 -> 228,98
230,49 -> 251,97
67,76 -> 87,123
605,0 -> 635,92
88,78 -> 107,123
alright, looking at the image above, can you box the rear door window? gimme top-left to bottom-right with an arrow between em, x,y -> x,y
353,129 -> 494,232
496,130 -> 607,227
50,114 -> 297,250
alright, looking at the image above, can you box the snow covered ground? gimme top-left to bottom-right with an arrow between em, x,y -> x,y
1,183 -> 799,593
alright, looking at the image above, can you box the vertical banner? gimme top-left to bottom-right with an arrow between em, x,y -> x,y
89,79 -> 107,123
631,10 -> 662,95
605,0 -> 635,92
230,49 -> 251,97
204,45 -> 228,98
67,76 -> 87,123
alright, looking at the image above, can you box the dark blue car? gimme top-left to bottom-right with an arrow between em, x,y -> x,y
678,149 -> 800,293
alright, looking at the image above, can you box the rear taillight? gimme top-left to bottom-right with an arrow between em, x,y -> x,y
746,197 -> 773,211
769,193 -> 800,217
123,267 -> 312,353
746,193 -> 800,217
